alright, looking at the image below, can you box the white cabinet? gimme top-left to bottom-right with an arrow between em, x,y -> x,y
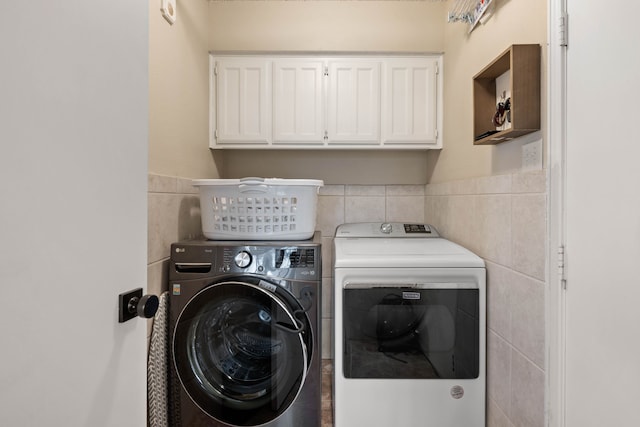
273,59 -> 325,144
210,54 -> 442,149
212,57 -> 271,146
327,60 -> 380,145
382,57 -> 441,147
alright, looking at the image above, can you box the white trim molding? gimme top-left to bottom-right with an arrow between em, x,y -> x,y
546,0 -> 568,426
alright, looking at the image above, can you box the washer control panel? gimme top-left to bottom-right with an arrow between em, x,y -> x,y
170,240 -> 321,281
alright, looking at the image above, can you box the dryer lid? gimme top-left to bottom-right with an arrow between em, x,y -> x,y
334,223 -> 484,269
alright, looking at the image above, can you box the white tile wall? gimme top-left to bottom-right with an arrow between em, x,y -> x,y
146,172 -> 547,426
425,170 -> 547,427
147,174 -> 201,297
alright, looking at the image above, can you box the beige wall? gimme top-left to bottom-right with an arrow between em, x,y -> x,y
221,150 -> 430,185
208,1 -> 446,53
206,1 -> 546,184
149,0 -> 221,179
207,1 -> 447,184
148,1 -> 547,183
428,0 -> 547,183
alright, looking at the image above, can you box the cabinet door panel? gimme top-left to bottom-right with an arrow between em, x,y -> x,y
327,61 -> 380,144
215,59 -> 270,145
273,60 -> 324,144
210,55 -> 442,150
382,58 -> 441,147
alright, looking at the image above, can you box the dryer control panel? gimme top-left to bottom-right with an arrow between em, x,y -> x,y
335,222 -> 440,238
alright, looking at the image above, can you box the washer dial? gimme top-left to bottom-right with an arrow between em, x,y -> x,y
234,251 -> 252,268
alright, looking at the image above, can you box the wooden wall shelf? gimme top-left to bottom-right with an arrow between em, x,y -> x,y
473,44 -> 541,145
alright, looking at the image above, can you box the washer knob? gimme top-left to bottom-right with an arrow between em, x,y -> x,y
234,251 -> 252,268
380,223 -> 393,234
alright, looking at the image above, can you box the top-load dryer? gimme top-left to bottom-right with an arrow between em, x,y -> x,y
333,223 -> 486,427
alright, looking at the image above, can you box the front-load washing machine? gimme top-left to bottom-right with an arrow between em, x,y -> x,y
333,223 -> 486,427
169,235 -> 321,427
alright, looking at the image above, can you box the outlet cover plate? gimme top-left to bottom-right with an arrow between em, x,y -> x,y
522,139 -> 543,171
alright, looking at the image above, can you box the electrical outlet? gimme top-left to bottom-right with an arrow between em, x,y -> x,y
522,140 -> 543,171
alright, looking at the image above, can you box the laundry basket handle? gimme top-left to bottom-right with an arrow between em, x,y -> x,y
238,177 -> 269,193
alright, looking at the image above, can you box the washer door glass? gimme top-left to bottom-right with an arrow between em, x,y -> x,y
173,280 -> 309,426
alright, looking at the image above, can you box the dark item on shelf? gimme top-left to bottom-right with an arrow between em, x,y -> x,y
492,97 -> 511,127
474,130 -> 499,141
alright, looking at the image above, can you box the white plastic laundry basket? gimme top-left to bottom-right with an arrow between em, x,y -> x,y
193,177 -> 324,240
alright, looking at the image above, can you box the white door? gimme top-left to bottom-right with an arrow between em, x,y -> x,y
381,57 -> 442,147
0,1 -> 148,426
213,58 -> 271,146
273,59 -> 325,145
551,1 -> 640,425
327,60 -> 380,145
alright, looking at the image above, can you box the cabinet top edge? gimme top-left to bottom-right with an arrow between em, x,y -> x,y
209,50 -> 445,57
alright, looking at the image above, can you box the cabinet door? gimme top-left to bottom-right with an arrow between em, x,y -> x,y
382,57 -> 442,147
327,61 -> 380,145
273,60 -> 325,144
213,58 -> 271,146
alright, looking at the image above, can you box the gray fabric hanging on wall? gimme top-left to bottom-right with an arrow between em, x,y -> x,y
148,292 -> 170,427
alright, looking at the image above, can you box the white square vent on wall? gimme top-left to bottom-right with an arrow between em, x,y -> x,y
161,0 -> 176,25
